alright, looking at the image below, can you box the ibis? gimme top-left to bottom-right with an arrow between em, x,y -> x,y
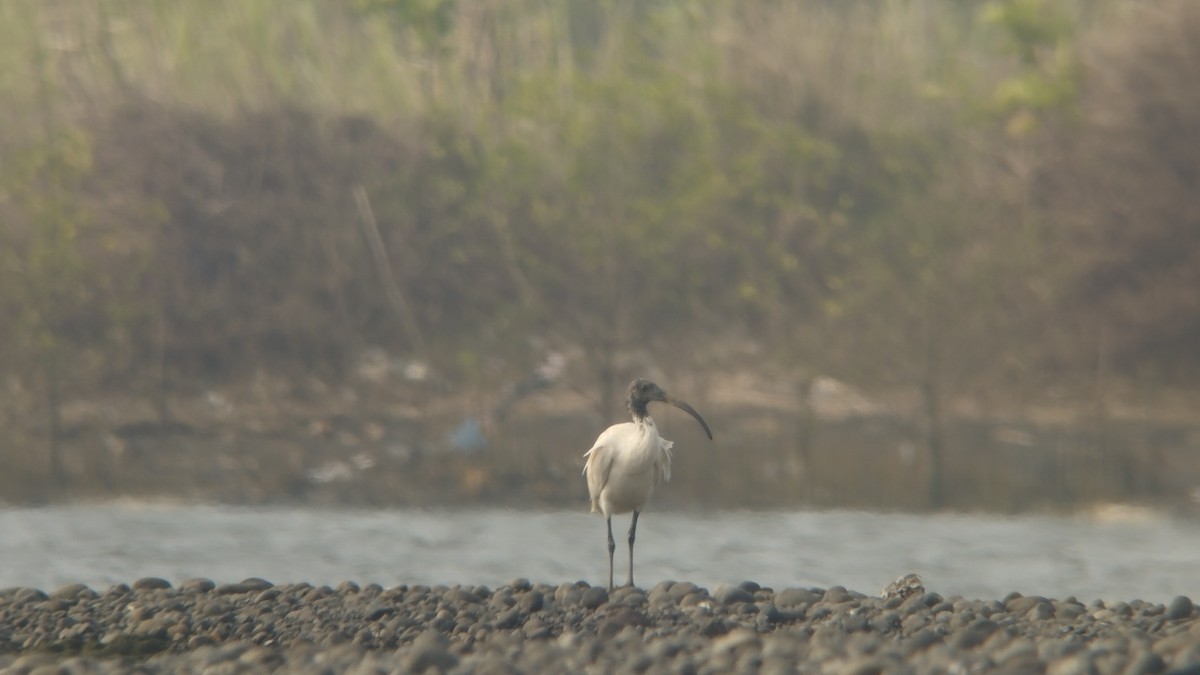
582,378 -> 713,591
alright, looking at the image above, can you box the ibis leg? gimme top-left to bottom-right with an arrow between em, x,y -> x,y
627,510 -> 640,588
606,515 -> 616,592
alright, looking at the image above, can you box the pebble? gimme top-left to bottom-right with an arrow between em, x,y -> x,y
777,587 -> 820,608
1166,595 -> 1194,621
580,586 -> 609,609
715,584 -> 756,605
179,578 -> 216,593
0,578 -> 1197,673
132,577 -> 173,592
216,578 -> 274,595
50,583 -> 94,600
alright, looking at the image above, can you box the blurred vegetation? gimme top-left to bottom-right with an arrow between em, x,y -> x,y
1,0 -> 1198,510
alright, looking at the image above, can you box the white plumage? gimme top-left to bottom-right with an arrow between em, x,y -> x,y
582,379 -> 712,591
583,416 -> 673,516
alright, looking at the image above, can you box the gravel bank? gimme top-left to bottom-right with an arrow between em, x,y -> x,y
1,577 -> 1197,674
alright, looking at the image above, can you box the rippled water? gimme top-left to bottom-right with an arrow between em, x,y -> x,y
1,504 -> 1197,603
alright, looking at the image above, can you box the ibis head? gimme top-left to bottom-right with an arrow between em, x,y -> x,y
626,378 -> 713,440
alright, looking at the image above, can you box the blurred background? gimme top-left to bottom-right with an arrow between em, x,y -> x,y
1,0 -> 1198,515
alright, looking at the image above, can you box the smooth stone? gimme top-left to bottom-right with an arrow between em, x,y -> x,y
103,584 -> 131,598
1006,595 -> 1049,614
518,590 -> 545,613
681,592 -> 715,608
920,592 -> 946,608
364,604 -> 395,621
930,601 -> 954,615
776,588 -> 819,608
127,603 -> 155,621
610,587 -> 644,606
132,617 -> 171,638
808,604 -> 832,621
187,634 -> 215,649
1166,596 -> 1194,620
200,599 -> 232,616
651,579 -> 676,593
645,587 -> 679,613
953,619 -> 1004,650
738,581 -> 761,594
444,588 -> 480,607
37,598 -> 70,612
215,578 -> 273,594
50,583 -> 93,600
667,582 -> 700,601
839,612 -> 870,633
775,607 -> 807,624
132,577 -> 172,591
901,611 -> 930,634
14,588 -> 49,603
554,583 -> 582,607
1057,603 -> 1088,621
304,585 -> 335,601
904,628 -> 944,654
756,603 -> 782,622
699,617 -> 730,637
487,589 -> 514,610
871,611 -> 901,633
432,609 -> 457,632
980,599 -> 1005,617
180,578 -> 216,593
603,607 -> 650,629
715,585 -> 755,605
521,616 -> 551,640
1026,602 -> 1056,621
495,607 -> 522,630
581,587 -> 609,610
823,586 -> 852,603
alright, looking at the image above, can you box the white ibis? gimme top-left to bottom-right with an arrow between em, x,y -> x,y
582,378 -> 713,591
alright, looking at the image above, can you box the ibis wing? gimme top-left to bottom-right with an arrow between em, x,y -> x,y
582,442 -> 614,513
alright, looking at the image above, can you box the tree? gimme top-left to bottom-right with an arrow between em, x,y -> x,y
0,130 -> 97,490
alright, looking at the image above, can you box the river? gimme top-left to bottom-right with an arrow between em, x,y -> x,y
1,504 -> 1196,603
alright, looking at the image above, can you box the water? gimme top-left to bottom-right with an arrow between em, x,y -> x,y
1,504 -> 1198,603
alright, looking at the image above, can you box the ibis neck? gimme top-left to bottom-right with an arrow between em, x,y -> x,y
629,400 -> 650,422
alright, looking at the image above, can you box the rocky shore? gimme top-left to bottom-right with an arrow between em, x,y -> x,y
1,576 -> 1197,674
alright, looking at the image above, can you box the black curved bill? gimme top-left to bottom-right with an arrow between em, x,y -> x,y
668,398 -> 713,440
